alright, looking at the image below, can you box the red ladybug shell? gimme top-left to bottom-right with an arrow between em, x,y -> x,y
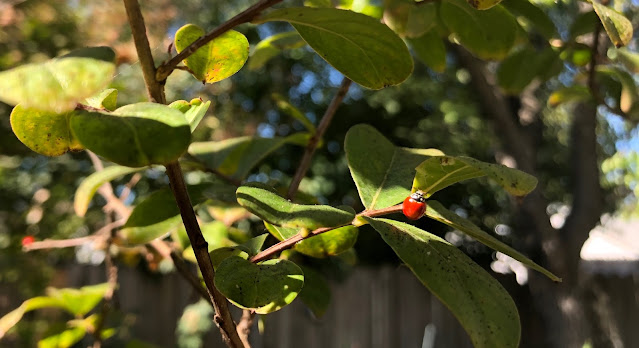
21,236 -> 35,247
403,192 -> 426,220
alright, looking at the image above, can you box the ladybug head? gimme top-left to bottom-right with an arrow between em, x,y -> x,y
409,191 -> 426,203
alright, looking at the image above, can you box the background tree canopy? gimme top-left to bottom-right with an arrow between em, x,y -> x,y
1,0 -> 638,347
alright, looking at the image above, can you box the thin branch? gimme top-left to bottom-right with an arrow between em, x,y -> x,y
92,214 -> 119,348
237,310 -> 256,348
250,204 -> 403,263
118,173 -> 142,202
170,250 -> 212,303
287,78 -> 352,199
24,220 -> 124,251
156,0 -> 283,82
123,1 -> 244,346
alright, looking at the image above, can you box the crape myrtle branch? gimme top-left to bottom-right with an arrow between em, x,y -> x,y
250,204 -> 404,263
155,0 -> 284,82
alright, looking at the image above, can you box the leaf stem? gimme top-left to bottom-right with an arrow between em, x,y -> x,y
156,0 -> 283,82
287,77 -> 352,199
123,1 -> 244,346
250,204 -> 403,263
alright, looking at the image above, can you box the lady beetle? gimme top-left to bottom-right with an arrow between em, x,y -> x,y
403,191 -> 426,220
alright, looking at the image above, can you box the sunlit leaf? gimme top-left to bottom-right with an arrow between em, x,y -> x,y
38,327 -> 86,348
0,46 -> 116,112
413,155 -> 537,197
174,24 -> 249,83
425,201 -> 561,281
384,0 -> 437,38
70,103 -> 191,167
591,2 -> 633,48
215,257 -> 304,314
237,183 -> 355,230
255,7 -> 413,89
547,86 -> 592,107
85,88 -> 118,111
345,124 -> 444,210
74,165 -> 142,217
408,30 -> 447,72
10,105 -> 83,157
169,98 -> 211,132
248,32 -> 306,70
440,0 -> 517,60
47,283 -> 110,317
0,297 -> 65,339
271,93 -> 316,133
365,217 -> 520,348
611,47 -> 639,74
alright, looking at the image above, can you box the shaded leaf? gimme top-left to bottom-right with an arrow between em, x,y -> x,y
502,0 -> 557,40
569,11 -> 598,40
70,103 -> 191,167
0,46 -> 116,112
591,2 -> 633,48
365,217 -> 520,348
611,47 -> 639,74
440,0 -> 518,60
209,247 -> 250,269
298,265 -> 331,318
85,88 -> 118,111
465,0 -> 501,10
248,32 -> 306,70
597,66 -> 639,114
345,124 -> 444,210
414,156 -> 537,197
10,105 -> 83,157
425,201 -> 561,281
74,165 -> 142,217
497,47 -> 561,94
384,0 -> 437,38
189,135 -> 306,180
264,221 -> 359,258
408,30 -> 447,72
237,183 -> 355,229
255,7 -> 413,89
272,93 -> 316,133
174,24 -> 249,83
215,257 -> 305,314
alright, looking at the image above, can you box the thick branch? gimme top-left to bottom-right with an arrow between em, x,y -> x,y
287,78 -> 352,199
123,1 -> 243,346
156,0 -> 283,82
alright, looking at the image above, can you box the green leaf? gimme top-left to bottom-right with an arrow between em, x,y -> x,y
425,201 -> 561,281
264,222 -> 359,258
241,233 -> 269,256
611,47 -> 639,74
497,47 -> 561,94
271,93 -> 316,133
237,183 -> 355,229
10,105 -> 83,157
120,187 -> 194,245
182,221 -> 236,262
465,0 -> 501,10
364,217 -> 520,348
501,0 -> 557,40
169,98 -> 211,132
38,327 -> 86,348
215,257 -> 305,314
70,102 -> 191,167
255,7 -> 413,89
383,0 -> 437,38
248,32 -> 306,71
547,86 -> 592,107
74,165 -> 142,217
596,66 -> 639,114
209,247 -> 250,269
408,30 -> 447,72
189,135 -> 305,180
345,124 -> 444,210
174,24 -> 249,83
560,43 -> 592,67
440,0 -> 518,60
569,10 -> 598,40
591,2 -> 633,48
0,46 -> 116,112
85,88 -> 118,111
413,156 -> 537,197
0,297 -> 66,339
47,283 -> 110,317
298,265 -> 331,318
